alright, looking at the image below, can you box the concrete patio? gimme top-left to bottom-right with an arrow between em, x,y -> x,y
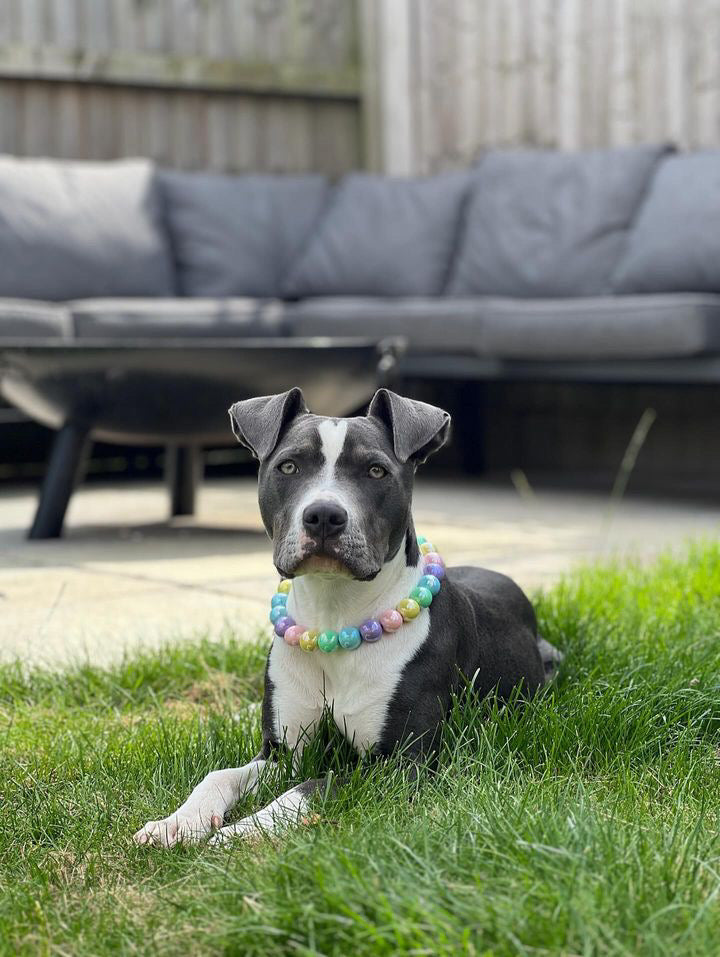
0,477 -> 718,667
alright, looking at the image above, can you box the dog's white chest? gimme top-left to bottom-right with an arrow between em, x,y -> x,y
267,612 -> 430,754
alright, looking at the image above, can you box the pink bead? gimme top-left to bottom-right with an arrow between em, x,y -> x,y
283,625 -> 305,646
379,608 -> 403,633
423,552 -> 444,568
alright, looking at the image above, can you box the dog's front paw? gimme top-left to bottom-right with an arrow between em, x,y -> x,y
133,808 -> 224,848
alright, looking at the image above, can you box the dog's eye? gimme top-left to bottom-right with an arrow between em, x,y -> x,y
278,460 -> 298,475
368,464 -> 387,479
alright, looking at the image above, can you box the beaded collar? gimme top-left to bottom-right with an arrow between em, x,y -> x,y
269,536 -> 445,652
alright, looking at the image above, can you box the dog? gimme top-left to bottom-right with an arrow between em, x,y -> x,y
134,388 -> 559,847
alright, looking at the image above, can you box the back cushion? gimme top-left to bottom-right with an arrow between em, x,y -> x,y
448,146 -> 669,297
0,157 -> 173,300
612,153 -> 720,293
161,172 -> 328,297
283,171 -> 472,298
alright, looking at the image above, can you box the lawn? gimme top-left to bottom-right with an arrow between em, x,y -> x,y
2,544 -> 720,956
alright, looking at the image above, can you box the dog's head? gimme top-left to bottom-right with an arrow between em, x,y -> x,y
229,388 -> 451,581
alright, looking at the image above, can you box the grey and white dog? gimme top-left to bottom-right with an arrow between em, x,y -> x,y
134,388 -> 558,848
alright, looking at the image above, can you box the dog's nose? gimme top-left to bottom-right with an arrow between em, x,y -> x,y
302,500 -> 348,539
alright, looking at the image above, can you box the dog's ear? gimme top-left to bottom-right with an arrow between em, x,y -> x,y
228,388 -> 308,461
367,388 -> 451,465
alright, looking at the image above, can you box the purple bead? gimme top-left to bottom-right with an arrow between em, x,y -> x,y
360,618 -> 383,642
424,562 -> 445,580
274,615 -> 295,638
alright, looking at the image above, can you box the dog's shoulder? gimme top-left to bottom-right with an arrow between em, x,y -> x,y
445,564 -> 538,635
378,566 -> 544,749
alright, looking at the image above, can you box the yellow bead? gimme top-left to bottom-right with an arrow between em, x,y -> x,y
277,579 -> 292,594
299,630 -> 319,652
397,598 -> 421,621
419,542 -> 434,555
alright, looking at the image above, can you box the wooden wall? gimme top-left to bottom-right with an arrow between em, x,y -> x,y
0,0 -> 362,174
364,0 -> 720,174
3,2 -> 720,176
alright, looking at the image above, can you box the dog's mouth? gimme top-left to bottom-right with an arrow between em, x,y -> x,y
294,554 -> 354,578
276,542 -> 381,582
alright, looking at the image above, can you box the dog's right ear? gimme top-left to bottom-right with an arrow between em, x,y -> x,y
228,388 -> 308,461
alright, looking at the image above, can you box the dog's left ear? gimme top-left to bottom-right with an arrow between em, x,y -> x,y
229,388 -> 308,460
367,389 -> 451,465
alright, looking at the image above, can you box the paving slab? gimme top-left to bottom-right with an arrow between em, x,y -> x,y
0,478 -> 717,667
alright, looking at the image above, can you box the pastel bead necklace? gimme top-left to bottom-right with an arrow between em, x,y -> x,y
269,536 -> 445,652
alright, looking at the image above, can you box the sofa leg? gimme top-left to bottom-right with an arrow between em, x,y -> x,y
29,422 -> 92,540
166,445 -> 202,517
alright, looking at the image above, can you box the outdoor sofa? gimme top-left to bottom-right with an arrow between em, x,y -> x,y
1,145 -> 719,537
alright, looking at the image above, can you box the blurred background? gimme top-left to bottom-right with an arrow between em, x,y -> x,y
1,0 -> 719,496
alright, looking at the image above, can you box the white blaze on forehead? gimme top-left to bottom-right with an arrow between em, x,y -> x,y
290,418 -> 353,541
317,418 -> 348,477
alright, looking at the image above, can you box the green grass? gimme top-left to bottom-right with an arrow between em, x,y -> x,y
3,544 -> 720,956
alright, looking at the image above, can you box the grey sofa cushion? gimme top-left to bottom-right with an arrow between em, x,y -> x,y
283,171 -> 472,298
282,297 -> 483,353
448,146 -> 668,298
69,299 -> 283,339
0,157 -> 174,300
282,294 -> 720,361
0,299 -> 72,339
478,294 -> 720,359
612,153 -> 720,293
161,172 -> 327,297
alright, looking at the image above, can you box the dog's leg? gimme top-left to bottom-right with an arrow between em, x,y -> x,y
133,755 -> 268,848
208,776 -> 328,846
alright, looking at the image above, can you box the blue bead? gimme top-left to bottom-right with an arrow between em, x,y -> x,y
269,605 -> 285,623
271,593 -> 288,608
418,574 -> 441,596
338,627 -> 362,650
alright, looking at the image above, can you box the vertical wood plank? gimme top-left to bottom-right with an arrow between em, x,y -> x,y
690,0 -> 720,147
663,0 -> 687,147
55,83 -> 83,157
50,0 -> 79,48
528,0 -> 555,146
608,0 -> 635,145
0,83 -> 21,155
378,0 -> 414,174
556,0 -> 580,148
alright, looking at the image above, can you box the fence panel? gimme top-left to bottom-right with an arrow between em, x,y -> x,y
0,0 -> 362,173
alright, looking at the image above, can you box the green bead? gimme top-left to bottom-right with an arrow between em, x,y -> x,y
317,630 -> 339,653
417,535 -> 427,545
410,585 -> 433,607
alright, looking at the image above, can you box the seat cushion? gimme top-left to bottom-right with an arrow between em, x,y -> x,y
0,158 -> 174,300
448,146 -> 669,298
69,299 -> 282,339
283,171 -> 472,298
0,298 -> 73,340
284,294 -> 720,361
612,153 -> 720,293
477,295 -> 720,360
282,297 -> 483,353
160,172 -> 328,297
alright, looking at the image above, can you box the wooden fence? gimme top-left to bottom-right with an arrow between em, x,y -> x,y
0,0 -> 362,174
364,0 -> 720,174
2,1 -> 720,176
